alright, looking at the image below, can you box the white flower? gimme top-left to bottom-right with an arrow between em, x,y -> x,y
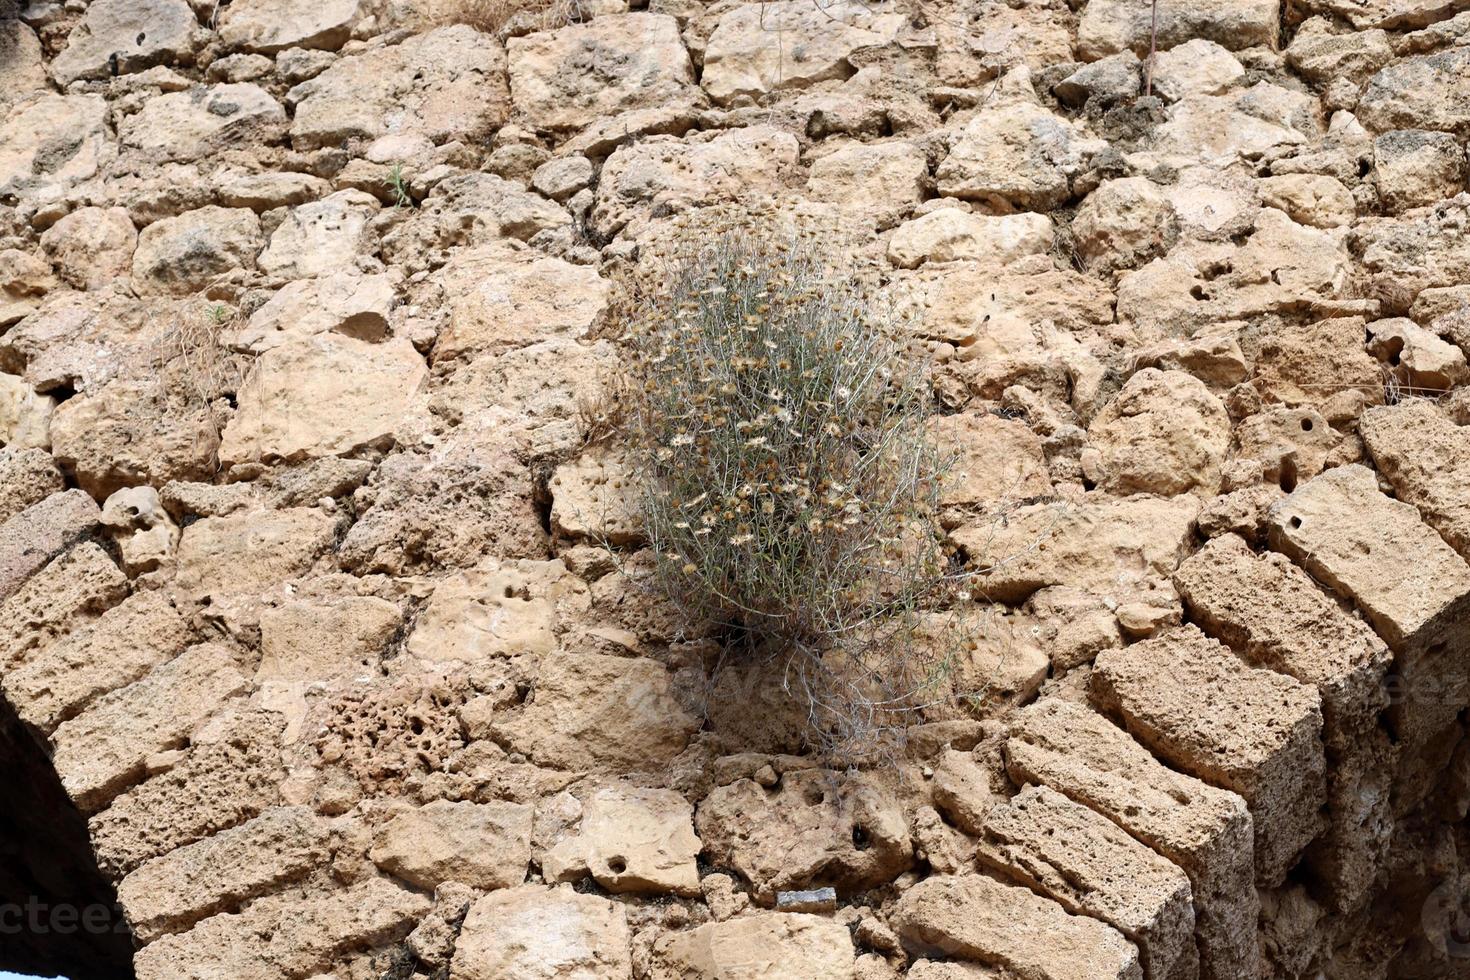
729,533 -> 754,546
670,433 -> 695,447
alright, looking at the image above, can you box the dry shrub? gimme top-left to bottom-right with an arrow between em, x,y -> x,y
625,229 -> 963,756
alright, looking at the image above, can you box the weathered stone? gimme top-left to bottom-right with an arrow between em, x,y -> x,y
1175,533 -> 1395,909
929,412 -> 1050,523
0,490 -> 100,603
696,770 -> 910,903
549,445 -> 640,546
90,709 -> 286,878
1079,0 -> 1277,59
1373,130 -> 1467,212
40,207 -> 138,291
221,335 -> 425,465
0,94 -> 113,206
957,495 -> 1198,605
0,542 -> 127,673
118,806 -> 329,942
1252,316 -> 1383,421
405,556 -> 588,667
1151,84 -> 1320,166
1055,52 -> 1142,107
591,126 -> 800,238
7,589 -> 191,734
385,173 -> 570,261
1092,625 -> 1327,886
1255,174 -> 1355,229
216,169 -> 331,211
429,242 -> 608,364
891,873 -> 1142,980
52,643 -> 250,813
256,595 -> 401,684
50,0 -> 201,86
937,69 -> 1101,210
487,650 -> 698,772
0,20 -> 47,107
133,878 -> 428,980
1151,39 -> 1243,101
451,885 -> 631,980
1084,369 -> 1231,497
1358,47 -> 1470,135
0,448 -> 64,524
289,26 -> 509,150
702,0 -> 903,106
1356,199 -> 1470,312
174,507 -> 337,598
888,210 -> 1053,270
806,140 -> 927,212
647,913 -> 856,980
1006,698 -> 1258,980
120,84 -> 287,163
0,371 -> 52,451
370,799 -> 532,891
1361,402 -> 1470,561
230,273 -> 396,353
219,0 -> 361,53
1285,21 -> 1394,84
256,189 -> 380,281
977,785 -> 1197,980
507,14 -> 696,133
131,206 -> 263,296
1366,316 -> 1468,391
1232,406 -> 1342,490
1072,177 -> 1176,273
544,785 -> 700,896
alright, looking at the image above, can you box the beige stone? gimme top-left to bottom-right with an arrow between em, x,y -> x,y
221,335 -> 426,465
1079,0 -> 1277,58
1285,21 -> 1393,84
1361,402 -> 1470,561
175,507 -> 337,598
256,190 -> 380,281
696,769 -> 910,903
957,494 -> 1197,605
0,542 -> 127,673
647,913 -> 856,979
0,449 -> 64,524
231,273 -> 396,353
429,242 -> 609,364
50,0 -> 200,85
487,650 -> 698,771
0,20 -> 47,107
1255,174 -> 1356,229
549,445 -> 641,546
1232,405 -> 1342,490
1092,625 -> 1326,885
545,785 -> 700,896
929,412 -> 1050,524
702,1 -> 904,105
1151,39 -> 1244,101
52,643 -> 250,813
40,207 -> 138,290
1358,47 -> 1470,135
1366,316 -> 1468,391
131,206 -> 263,296
1006,698 -> 1258,980
451,885 -> 632,980
507,14 -> 695,133
406,557 -> 588,667
0,490 -> 100,603
1085,368 -> 1231,497
257,595 -> 401,684
1151,85 -> 1318,165
0,372 -> 53,451
1373,130 -> 1467,213
890,873 -> 1142,980
371,799 -> 532,891
290,26 -> 509,149
120,84 -> 287,163
0,94 -> 112,205
1072,177 -> 1175,273
977,785 -> 1197,980
888,210 -> 1053,270
591,126 -> 800,239
1252,316 -> 1383,420
219,0 -> 361,53
807,141 -> 927,212
118,806 -> 329,941
7,589 -> 192,734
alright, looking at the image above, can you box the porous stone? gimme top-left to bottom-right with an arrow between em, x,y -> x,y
0,94 -> 112,205
0,490 -> 100,603
806,141 -> 928,212
119,84 -> 287,163
1358,47 -> 1470,135
888,210 -> 1054,270
218,0 -> 361,53
131,207 -> 263,296
256,595 -> 401,684
1151,39 -> 1244,101
174,507 -> 338,598
451,885 -> 632,980
1084,368 -> 1231,497
544,785 -> 701,896
1373,130 -> 1467,212
1091,625 -> 1327,886
39,207 -> 138,290
646,913 -> 856,980
50,0 -> 201,86
255,190 -> 380,280
230,273 -> 396,353
1078,0 -> 1279,59
1006,699 -> 1258,980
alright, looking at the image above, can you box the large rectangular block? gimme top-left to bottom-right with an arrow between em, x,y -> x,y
891,873 -> 1143,980
1005,698 -> 1257,980
51,644 -> 250,813
977,785 -> 1197,980
1175,533 -> 1396,910
1361,402 -> 1470,559
0,488 -> 99,601
0,541 -> 126,671
1092,625 -> 1326,887
1268,463 -> 1470,811
118,806 -> 329,942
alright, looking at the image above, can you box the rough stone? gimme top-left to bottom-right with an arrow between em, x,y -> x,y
370,799 -> 532,891
50,0 -> 200,86
646,913 -> 856,980
888,210 -> 1053,270
218,0 -> 361,53
1006,698 -> 1258,980
1152,39 -> 1244,101
230,273 -> 396,353
450,885 -> 631,980
1358,47 -> 1470,135
120,84 -> 287,163
807,140 -> 928,212
1091,625 -> 1327,886
1084,368 -> 1231,497
174,507 -> 337,598
1072,177 -> 1176,273
0,94 -> 112,206
890,873 -> 1143,980
544,785 -> 700,896
507,14 -> 696,133
1373,129 -> 1467,212
131,207 -> 263,296
0,490 -> 100,603
255,189 -> 380,281
40,207 -> 138,291
0,543 -> 127,674
256,595 -> 401,684
1078,0 -> 1278,59
221,335 -> 425,465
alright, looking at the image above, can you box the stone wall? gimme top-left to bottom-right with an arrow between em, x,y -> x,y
2,0 -> 1470,977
